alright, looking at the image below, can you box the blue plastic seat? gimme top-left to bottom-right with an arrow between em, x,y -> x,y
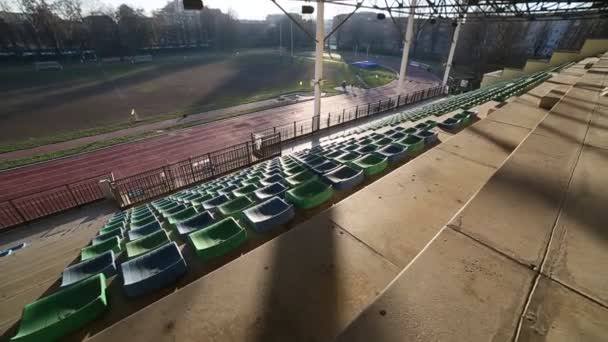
303,156 -> 327,168
120,242 -> 187,297
243,197 -> 295,232
175,211 -> 216,236
61,251 -> 116,288
128,221 -> 163,241
415,130 -> 439,145
323,165 -> 365,190
312,160 -> 340,175
254,182 -> 289,201
376,143 -> 409,164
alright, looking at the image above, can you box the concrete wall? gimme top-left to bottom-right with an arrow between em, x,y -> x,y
481,38 -> 608,87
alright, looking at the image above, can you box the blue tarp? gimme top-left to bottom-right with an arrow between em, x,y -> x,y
351,60 -> 379,69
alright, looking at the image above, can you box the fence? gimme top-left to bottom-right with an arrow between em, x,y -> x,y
112,133 -> 281,208
252,85 -> 446,142
0,173 -> 111,230
0,85 -> 443,229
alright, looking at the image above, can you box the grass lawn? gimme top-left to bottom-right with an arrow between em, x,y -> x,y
0,51 -> 396,168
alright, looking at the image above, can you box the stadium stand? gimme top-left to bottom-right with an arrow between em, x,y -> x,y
2,52 -> 607,341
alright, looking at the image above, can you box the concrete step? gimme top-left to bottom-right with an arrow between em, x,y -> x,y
336,54 -> 608,342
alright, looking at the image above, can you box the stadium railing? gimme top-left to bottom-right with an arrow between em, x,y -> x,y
0,85 -> 443,230
0,173 -> 111,229
251,85 -> 446,143
112,134 -> 282,208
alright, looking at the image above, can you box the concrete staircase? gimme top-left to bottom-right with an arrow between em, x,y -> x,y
481,38 -> 608,87
337,53 -> 608,341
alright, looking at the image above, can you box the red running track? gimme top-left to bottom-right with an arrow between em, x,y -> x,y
0,81 -> 433,202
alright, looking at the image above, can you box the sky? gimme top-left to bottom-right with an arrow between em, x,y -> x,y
100,0 -> 353,20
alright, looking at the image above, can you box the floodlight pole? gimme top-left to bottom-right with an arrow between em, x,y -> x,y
290,20 -> 294,57
313,0 -> 325,130
398,0 -> 417,91
443,20 -> 462,88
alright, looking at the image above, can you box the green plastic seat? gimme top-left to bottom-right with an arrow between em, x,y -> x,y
286,179 -> 334,209
81,236 -> 122,261
98,225 -> 123,236
453,112 -> 472,124
335,152 -> 361,164
189,193 -> 213,206
11,274 -> 108,342
217,196 -> 255,220
125,230 -> 170,259
188,217 -> 248,260
242,176 -> 261,185
166,207 -> 198,226
284,164 -> 306,176
101,220 -> 124,232
396,135 -> 425,155
349,154 -> 388,176
285,170 -> 318,187
130,214 -> 158,230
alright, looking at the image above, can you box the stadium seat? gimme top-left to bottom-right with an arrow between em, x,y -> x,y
98,222 -> 125,235
130,214 -> 159,230
284,164 -> 307,176
60,251 -> 116,288
349,154 -> 389,176
286,179 -> 334,209
312,160 -> 340,175
92,228 -> 124,245
166,206 -> 198,226
286,170 -> 319,187
188,217 -> 248,259
438,117 -> 461,131
125,230 -> 171,259
323,165 -> 364,191
101,220 -> 125,232
11,274 -> 108,342
254,182 -> 289,201
260,174 -> 284,186
415,130 -> 439,145
161,203 -> 188,217
120,242 -> 187,297
217,196 -> 255,220
233,184 -> 260,197
355,143 -> 380,154
202,194 -> 232,211
395,135 -> 425,155
335,151 -> 361,164
243,197 -> 295,232
376,143 -> 409,164
175,211 -> 216,236
128,221 -> 163,241
81,236 -> 122,261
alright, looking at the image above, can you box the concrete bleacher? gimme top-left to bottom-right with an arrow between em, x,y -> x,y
1,53 -> 606,341
338,53 -> 608,341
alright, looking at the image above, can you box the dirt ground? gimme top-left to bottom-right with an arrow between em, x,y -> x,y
0,50 -> 361,144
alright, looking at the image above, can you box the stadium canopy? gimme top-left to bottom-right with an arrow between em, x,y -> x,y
322,0 -> 608,21
271,0 -> 607,122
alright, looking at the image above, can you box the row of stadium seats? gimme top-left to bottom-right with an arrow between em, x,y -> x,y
346,65 -> 559,135
10,65 -> 563,341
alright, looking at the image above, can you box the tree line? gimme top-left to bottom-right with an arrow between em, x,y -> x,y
0,0 -> 315,58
